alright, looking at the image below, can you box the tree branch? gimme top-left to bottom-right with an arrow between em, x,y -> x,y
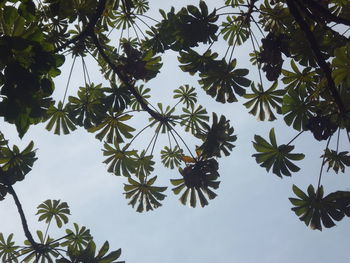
286,0 -> 345,113
54,0 -> 107,53
300,0 -> 350,26
7,185 -> 38,250
90,32 -> 163,121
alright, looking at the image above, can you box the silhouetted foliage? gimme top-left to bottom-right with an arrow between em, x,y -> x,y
1,0 -> 350,261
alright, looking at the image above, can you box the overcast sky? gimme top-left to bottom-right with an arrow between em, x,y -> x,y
1,1 -> 349,263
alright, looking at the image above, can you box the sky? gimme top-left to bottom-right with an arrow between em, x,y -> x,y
1,1 -> 350,263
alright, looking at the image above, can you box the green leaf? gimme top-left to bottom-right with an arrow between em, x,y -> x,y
199,59 -> 251,103
45,101 -> 76,135
243,82 -> 285,121
289,185 -> 350,230
36,199 -> 70,228
197,113 -> 236,158
124,175 -> 167,212
252,128 -> 305,177
171,159 -> 220,207
88,112 -> 135,144
103,142 -> 137,177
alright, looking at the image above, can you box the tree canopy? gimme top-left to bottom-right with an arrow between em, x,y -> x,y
0,0 -> 350,262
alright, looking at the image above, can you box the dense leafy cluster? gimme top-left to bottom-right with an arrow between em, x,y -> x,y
1,1 -> 350,261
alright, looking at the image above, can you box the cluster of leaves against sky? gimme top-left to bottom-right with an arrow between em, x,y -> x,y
0,0 -> 350,261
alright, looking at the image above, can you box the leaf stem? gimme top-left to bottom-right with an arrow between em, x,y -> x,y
286,131 -> 304,146
317,135 -> 332,189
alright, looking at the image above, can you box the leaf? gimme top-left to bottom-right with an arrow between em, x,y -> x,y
129,85 -> 151,111
67,83 -> 106,129
282,89 -> 315,131
221,15 -> 249,46
161,146 -> 183,169
45,101 -> 76,135
103,142 -> 137,176
0,233 -> 19,263
178,49 -> 219,75
0,141 -> 37,184
180,105 -> 209,134
171,159 -> 220,208
60,223 -> 92,251
36,199 -> 70,228
197,113 -> 236,158
252,128 -> 305,177
173,85 -> 197,108
289,185 -> 350,230
199,59 -> 251,103
332,42 -> 350,87
124,176 -> 167,212
243,82 -> 285,121
88,112 -> 135,144
322,149 -> 350,174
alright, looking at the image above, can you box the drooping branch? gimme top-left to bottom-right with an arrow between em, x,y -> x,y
286,0 -> 345,113
90,32 -> 163,121
54,0 -> 107,53
7,185 -> 38,250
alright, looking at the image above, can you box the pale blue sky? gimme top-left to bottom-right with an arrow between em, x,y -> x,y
1,1 -> 349,262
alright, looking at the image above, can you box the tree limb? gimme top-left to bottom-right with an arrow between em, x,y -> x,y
286,0 -> 345,113
7,185 -> 38,250
90,32 -> 163,121
301,0 -> 350,26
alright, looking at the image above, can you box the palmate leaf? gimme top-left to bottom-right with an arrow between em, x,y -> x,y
133,0 -> 149,14
252,128 -> 304,177
243,82 -> 285,121
225,0 -> 245,7
134,150 -> 154,180
45,101 -> 76,135
129,85 -> 151,111
199,59 -> 251,103
0,233 -> 19,263
173,85 -> 197,108
171,159 -> 220,208
60,223 -> 92,251
197,113 -> 236,158
180,105 -> 209,134
221,15 -> 249,46
289,185 -> 350,230
332,42 -> 350,87
57,240 -> 123,263
0,141 -> 37,184
102,83 -> 131,112
281,60 -> 316,93
282,89 -> 315,131
88,112 -> 135,144
322,149 -> 350,174
161,146 -> 183,169
258,0 -> 292,34
36,199 -> 70,228
124,176 -> 167,212
178,49 -> 219,75
67,83 -> 106,129
103,142 -> 137,177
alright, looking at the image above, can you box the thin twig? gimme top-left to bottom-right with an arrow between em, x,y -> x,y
317,136 -> 332,189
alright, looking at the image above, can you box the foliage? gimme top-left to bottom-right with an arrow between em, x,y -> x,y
252,128 -> 304,177
0,200 -> 124,262
1,2 -> 350,261
289,185 -> 350,231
